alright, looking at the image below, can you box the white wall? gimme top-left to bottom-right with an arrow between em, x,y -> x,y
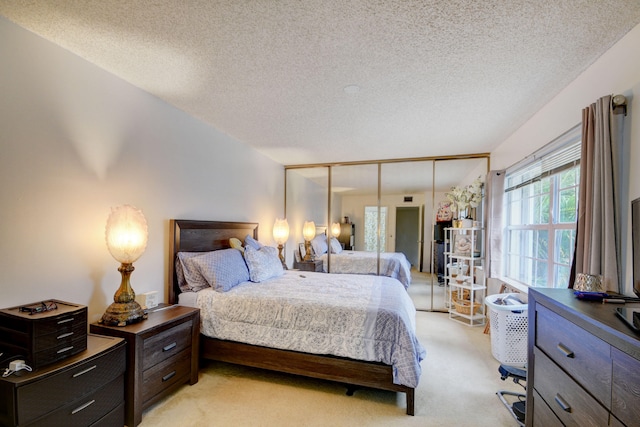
0,18 -> 284,321
491,23 -> 640,295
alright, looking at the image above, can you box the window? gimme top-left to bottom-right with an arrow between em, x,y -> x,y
364,206 -> 387,251
504,128 -> 581,288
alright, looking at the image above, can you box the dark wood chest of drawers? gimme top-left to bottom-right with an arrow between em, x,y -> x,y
90,305 -> 200,427
527,289 -> 640,426
0,300 -> 87,369
0,334 -> 125,426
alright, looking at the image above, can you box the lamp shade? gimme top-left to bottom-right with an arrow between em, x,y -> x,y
302,221 -> 316,242
273,218 -> 290,245
105,205 -> 148,264
330,222 -> 341,238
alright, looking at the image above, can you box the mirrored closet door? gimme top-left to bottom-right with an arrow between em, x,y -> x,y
285,155 -> 489,312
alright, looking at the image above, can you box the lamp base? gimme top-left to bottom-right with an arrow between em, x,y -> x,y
99,300 -> 148,327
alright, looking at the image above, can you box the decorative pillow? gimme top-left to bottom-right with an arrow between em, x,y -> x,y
243,245 -> 284,282
244,234 -> 263,250
310,235 -> 328,256
229,237 -> 244,252
330,237 -> 343,254
190,249 -> 250,292
176,252 -> 210,292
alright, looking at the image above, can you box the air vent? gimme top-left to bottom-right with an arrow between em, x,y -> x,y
404,196 -> 413,202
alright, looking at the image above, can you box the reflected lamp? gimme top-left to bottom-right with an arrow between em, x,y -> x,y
100,205 -> 149,326
273,218 -> 290,269
302,221 -> 316,261
331,222 -> 341,238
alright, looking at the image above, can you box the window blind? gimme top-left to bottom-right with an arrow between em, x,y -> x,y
505,125 -> 581,192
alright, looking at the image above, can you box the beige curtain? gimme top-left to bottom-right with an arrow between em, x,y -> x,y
573,95 -> 623,292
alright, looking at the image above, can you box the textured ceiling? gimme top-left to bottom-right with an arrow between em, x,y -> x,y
1,1 -> 640,167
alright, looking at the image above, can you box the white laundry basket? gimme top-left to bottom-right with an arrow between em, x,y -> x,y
485,293 -> 528,367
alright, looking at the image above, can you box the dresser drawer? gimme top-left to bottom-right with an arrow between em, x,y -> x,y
17,340 -> 125,424
534,347 -> 609,426
535,305 -> 611,406
33,319 -> 86,351
142,348 -> 191,403
532,389 -> 563,426
34,308 -> 87,337
612,347 -> 640,426
142,320 -> 192,370
29,374 -> 124,427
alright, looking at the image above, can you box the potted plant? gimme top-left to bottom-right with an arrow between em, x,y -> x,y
446,176 -> 483,227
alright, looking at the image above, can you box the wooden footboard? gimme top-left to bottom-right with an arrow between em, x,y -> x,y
201,335 -> 415,415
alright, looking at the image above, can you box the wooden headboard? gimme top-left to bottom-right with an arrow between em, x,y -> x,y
168,220 -> 259,304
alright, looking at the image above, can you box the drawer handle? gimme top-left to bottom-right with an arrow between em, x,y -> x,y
57,317 -> 74,324
554,394 -> 572,412
556,343 -> 575,358
163,371 -> 176,382
72,365 -> 97,378
57,332 -> 74,339
163,342 -> 177,352
71,399 -> 95,415
57,346 -> 74,354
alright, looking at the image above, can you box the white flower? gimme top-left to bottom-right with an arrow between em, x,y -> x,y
445,176 -> 483,216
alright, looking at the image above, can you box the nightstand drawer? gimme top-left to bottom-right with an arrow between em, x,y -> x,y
532,390 -> 563,427
534,347 -> 609,426
29,375 -> 124,427
17,340 -> 125,424
535,305 -> 611,406
143,320 -> 193,370
142,349 -> 192,403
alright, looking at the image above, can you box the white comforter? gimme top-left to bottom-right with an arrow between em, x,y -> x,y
320,251 -> 412,288
195,271 -> 425,388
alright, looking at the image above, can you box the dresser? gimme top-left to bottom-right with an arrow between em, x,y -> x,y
0,334 -> 125,427
90,305 -> 200,427
527,288 -> 640,426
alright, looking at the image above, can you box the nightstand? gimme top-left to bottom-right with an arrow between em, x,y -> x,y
293,259 -> 323,272
0,334 -> 125,427
90,305 -> 200,427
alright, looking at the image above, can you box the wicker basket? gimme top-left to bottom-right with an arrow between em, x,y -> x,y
449,288 -> 470,302
453,299 -> 481,315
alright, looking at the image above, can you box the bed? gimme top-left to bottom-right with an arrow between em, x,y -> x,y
318,249 -> 412,288
168,219 -> 425,415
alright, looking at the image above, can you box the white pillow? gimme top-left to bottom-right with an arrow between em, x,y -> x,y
310,235 -> 328,256
330,237 -> 343,254
176,252 -> 210,292
244,245 -> 284,282
191,249 -> 250,292
244,234 -> 263,250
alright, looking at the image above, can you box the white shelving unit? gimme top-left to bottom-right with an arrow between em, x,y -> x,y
445,227 -> 486,327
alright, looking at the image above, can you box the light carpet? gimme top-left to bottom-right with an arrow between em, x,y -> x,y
141,275 -> 524,426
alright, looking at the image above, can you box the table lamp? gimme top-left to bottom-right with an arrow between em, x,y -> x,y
331,222 -> 341,238
100,204 -> 149,326
302,221 -> 316,261
273,218 -> 289,269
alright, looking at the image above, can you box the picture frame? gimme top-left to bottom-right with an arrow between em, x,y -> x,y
298,243 -> 307,261
294,246 -> 302,262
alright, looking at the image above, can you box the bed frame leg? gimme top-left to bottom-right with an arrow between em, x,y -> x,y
406,389 -> 415,416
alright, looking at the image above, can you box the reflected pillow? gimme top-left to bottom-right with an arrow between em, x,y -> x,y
176,252 -> 210,292
191,249 -> 250,292
310,235 -> 328,256
244,234 -> 263,250
244,245 -> 284,282
330,237 -> 343,254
